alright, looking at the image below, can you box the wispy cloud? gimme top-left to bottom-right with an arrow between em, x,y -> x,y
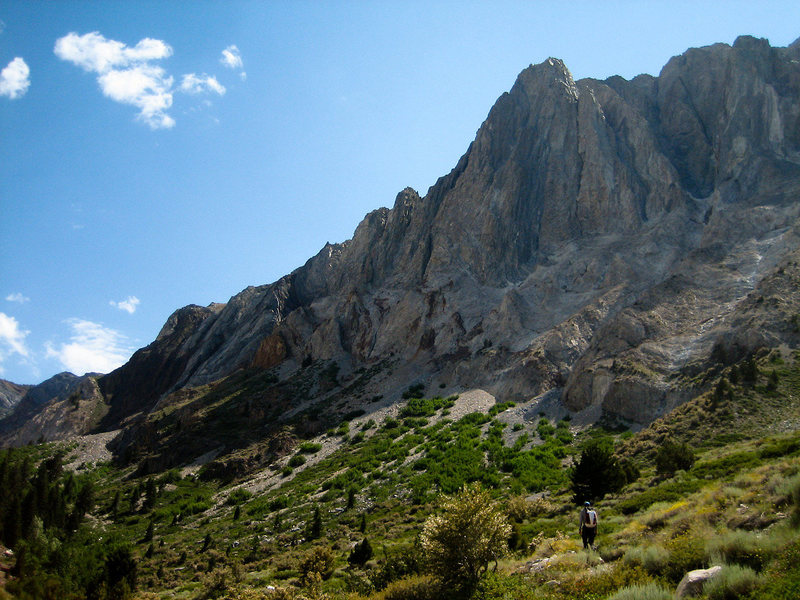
5,293 -> 30,304
180,73 -> 225,96
0,312 -> 30,375
110,296 -> 140,314
45,319 -> 133,376
0,57 -> 30,99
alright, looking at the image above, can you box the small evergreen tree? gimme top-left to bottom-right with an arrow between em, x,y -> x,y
348,537 -> 373,566
767,369 -> 779,392
655,441 -> 695,476
359,513 -> 367,534
570,438 -> 627,503
142,478 -> 157,511
309,506 -> 323,540
144,520 -> 154,543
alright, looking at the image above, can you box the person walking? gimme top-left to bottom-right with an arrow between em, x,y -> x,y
579,500 -> 598,550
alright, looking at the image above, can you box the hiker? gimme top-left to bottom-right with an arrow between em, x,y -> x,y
579,500 -> 598,549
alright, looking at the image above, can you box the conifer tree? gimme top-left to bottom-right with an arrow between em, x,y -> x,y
309,506 -> 323,539
570,438 -> 627,503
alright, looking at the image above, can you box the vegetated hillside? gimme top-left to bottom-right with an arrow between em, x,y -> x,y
1,348 -> 799,599
2,33 -> 792,454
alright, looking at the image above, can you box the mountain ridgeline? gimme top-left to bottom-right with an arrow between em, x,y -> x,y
4,35 -> 800,453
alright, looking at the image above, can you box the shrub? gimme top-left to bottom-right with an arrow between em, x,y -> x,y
378,575 -> 440,600
288,454 -> 306,468
706,530 -> 768,572
655,441 -> 695,476
606,582 -> 673,600
298,442 -> 322,454
226,488 -> 252,505
536,418 -> 555,438
704,564 -> 760,600
665,532 -> 706,583
298,546 -> 335,582
623,544 -> 669,576
420,483 -> 511,593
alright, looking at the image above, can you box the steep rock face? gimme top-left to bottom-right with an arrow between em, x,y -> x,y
0,380 -> 29,416
98,304 -> 224,428
88,35 -> 800,430
0,373 -> 106,445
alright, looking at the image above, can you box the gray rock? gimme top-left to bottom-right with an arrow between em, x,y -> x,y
676,565 -> 722,598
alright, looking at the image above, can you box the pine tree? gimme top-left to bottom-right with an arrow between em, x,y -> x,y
143,478 -> 157,512
309,506 -> 323,539
570,438 -> 627,503
359,513 -> 367,534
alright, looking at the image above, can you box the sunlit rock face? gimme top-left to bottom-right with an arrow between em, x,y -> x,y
36,35 -> 800,434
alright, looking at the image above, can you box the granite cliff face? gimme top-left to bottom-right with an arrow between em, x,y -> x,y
102,35 -> 800,426
4,35 -> 800,448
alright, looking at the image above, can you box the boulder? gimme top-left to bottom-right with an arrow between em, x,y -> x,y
676,565 -> 722,598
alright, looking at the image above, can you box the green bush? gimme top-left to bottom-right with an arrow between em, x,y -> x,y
623,544 -> 670,576
704,564 -> 760,600
655,441 -> 695,476
607,582 -> 673,600
379,575 -> 440,600
298,442 -> 322,454
420,483 -> 511,593
665,532 -> 706,583
298,545 -> 334,582
706,530 -> 769,572
225,488 -> 253,505
288,454 -> 306,468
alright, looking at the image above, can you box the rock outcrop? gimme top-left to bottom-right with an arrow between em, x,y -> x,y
0,372 -> 107,445
0,380 -> 29,418
5,35 -> 800,447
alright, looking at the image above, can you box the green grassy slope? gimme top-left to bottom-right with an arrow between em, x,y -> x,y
1,350 -> 800,600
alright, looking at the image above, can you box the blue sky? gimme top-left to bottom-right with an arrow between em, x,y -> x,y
1,1 -> 798,385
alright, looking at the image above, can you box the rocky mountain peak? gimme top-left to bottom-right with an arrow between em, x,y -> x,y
4,35 -> 800,453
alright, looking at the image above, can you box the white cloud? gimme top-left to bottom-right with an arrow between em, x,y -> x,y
5,293 -> 30,304
45,319 -> 133,376
0,57 -> 30,99
180,73 -> 225,96
220,45 -> 243,70
0,313 -> 30,375
98,64 -> 175,129
0,313 -> 30,357
55,31 -> 176,129
54,31 -> 172,73
110,296 -> 140,314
